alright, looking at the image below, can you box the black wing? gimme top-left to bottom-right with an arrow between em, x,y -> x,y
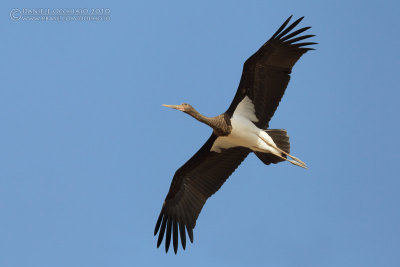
226,16 -> 316,128
154,134 -> 250,253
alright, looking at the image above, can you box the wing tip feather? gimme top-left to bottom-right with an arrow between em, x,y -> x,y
275,16 -> 305,40
155,206 -> 194,254
270,15 -> 293,39
165,218 -> 172,253
187,226 -> 194,243
156,215 -> 167,248
272,16 -> 317,50
173,220 -> 179,254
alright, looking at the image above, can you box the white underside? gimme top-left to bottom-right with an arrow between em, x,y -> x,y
211,96 -> 279,155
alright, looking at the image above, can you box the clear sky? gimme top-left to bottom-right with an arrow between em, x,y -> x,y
1,0 -> 400,266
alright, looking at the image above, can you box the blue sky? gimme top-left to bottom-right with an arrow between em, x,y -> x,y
1,0 -> 399,266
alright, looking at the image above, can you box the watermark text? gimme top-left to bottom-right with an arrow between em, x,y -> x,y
10,8 -> 111,22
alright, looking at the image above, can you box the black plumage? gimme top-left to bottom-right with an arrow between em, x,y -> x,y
154,15 -> 316,253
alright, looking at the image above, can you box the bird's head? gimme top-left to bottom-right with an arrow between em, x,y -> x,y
162,103 -> 195,114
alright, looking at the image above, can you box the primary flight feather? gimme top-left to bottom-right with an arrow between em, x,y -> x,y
155,15 -> 316,254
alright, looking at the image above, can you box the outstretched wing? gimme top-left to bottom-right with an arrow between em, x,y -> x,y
154,134 -> 250,253
226,16 -> 316,128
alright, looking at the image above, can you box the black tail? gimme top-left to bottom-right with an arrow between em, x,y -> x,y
254,129 -> 290,165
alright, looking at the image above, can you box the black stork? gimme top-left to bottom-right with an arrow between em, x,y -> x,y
155,16 -> 316,253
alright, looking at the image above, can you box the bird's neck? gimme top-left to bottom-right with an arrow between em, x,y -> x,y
187,110 -> 230,136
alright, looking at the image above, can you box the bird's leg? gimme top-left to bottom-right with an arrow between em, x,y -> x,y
275,154 -> 308,169
259,134 -> 307,169
272,145 -> 307,167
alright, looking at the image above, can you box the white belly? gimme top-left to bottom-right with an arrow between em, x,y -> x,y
210,115 -> 278,154
210,96 -> 278,154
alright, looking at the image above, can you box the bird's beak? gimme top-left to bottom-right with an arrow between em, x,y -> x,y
162,104 -> 184,111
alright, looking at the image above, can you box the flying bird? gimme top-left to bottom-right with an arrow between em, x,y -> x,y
154,15 -> 316,253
